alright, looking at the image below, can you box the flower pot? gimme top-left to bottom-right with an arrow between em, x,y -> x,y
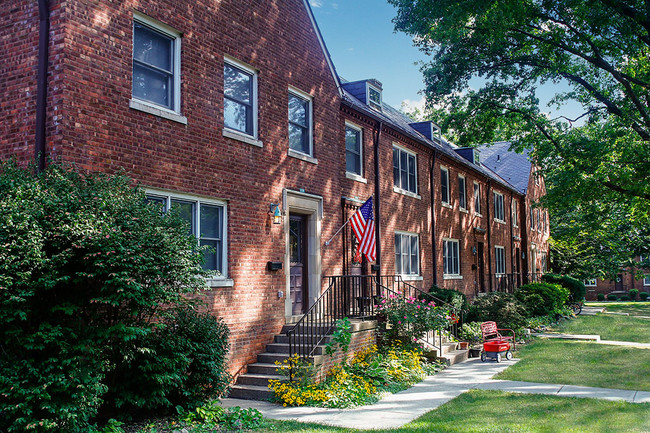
458,341 -> 469,350
469,347 -> 481,358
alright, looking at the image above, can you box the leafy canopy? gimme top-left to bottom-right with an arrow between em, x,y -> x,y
389,0 -> 650,276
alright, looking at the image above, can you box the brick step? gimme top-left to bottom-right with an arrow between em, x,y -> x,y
228,384 -> 273,401
236,373 -> 284,387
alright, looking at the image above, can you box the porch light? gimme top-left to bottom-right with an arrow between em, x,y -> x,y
270,203 -> 283,225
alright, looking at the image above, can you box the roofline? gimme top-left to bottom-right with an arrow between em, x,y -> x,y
302,0 -> 343,97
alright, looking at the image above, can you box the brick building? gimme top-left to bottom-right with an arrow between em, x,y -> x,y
1,0 -> 548,380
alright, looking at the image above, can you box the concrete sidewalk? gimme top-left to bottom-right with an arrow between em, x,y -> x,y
532,332 -> 650,349
221,357 -> 650,429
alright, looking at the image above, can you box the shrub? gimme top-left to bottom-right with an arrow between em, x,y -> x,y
466,292 -> 528,330
515,282 -> 570,317
597,293 -> 606,301
542,273 -> 586,301
640,292 -> 649,301
376,295 -> 451,343
458,322 -> 482,345
428,285 -> 468,311
629,289 -> 639,301
620,295 -> 630,301
607,293 -> 618,301
0,162 -> 216,432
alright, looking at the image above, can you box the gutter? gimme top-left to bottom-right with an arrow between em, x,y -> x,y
35,0 -> 50,173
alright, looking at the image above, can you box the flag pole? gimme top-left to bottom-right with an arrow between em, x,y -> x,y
324,218 -> 350,246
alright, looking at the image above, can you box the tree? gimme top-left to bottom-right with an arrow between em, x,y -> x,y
388,0 -> 650,273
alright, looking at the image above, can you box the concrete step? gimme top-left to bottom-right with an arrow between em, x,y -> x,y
438,342 -> 458,356
256,352 -> 290,364
247,362 -> 281,375
439,349 -> 469,366
236,373 -> 284,387
282,324 -> 334,334
274,334 -> 332,344
265,342 -> 325,355
228,384 -> 273,401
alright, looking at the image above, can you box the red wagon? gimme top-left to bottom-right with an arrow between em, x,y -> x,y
479,321 -> 515,363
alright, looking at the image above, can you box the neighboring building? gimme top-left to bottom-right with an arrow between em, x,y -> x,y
0,0 -> 548,379
583,257 -> 650,299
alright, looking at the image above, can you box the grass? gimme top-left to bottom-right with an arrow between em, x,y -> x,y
495,339 -> 650,391
587,301 -> 650,317
553,309 -> 650,343
256,390 -> 650,432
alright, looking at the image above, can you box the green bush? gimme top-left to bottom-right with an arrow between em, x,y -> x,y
515,282 -> 570,317
629,289 -> 639,301
458,322 -> 482,345
597,293 -> 606,301
620,295 -> 630,301
0,161 -> 222,432
607,293 -> 618,301
640,292 -> 649,301
466,292 -> 528,330
377,294 -> 451,343
542,273 -> 586,301
428,285 -> 468,310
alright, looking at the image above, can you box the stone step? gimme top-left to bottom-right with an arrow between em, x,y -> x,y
265,342 -> 325,355
228,384 -> 273,401
236,373 -> 284,387
438,342 -> 458,356
247,362 -> 281,375
256,352 -> 290,364
274,334 -> 332,345
282,324 -> 335,334
439,349 -> 469,366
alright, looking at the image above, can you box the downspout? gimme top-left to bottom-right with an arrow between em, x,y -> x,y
429,150 -> 438,286
35,0 -> 50,173
509,191 -> 515,292
373,121 -> 383,278
486,180 -> 493,292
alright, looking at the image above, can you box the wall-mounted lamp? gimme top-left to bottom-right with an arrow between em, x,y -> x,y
522,252 -> 526,259
269,203 -> 283,225
472,246 -> 477,256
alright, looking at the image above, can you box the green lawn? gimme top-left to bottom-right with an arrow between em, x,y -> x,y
256,390 -> 650,433
495,339 -> 650,391
554,312 -> 650,343
587,301 -> 650,317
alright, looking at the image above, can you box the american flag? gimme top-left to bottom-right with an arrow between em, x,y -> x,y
350,197 -> 376,262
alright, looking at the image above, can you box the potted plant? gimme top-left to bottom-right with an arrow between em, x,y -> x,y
458,322 -> 483,357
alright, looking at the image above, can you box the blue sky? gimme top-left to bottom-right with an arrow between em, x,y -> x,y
310,0 -> 584,122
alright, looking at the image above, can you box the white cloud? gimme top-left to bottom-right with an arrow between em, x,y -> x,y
400,96 -> 428,119
309,0 -> 323,7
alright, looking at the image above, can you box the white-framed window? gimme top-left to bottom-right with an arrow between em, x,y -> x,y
458,175 -> 467,211
537,209 -> 542,232
443,238 -> 460,277
146,191 -> 227,276
644,275 -> 650,286
132,12 -> 181,113
474,182 -> 481,215
367,83 -> 382,111
494,246 -> 506,275
393,145 -> 418,195
512,199 -> 518,227
440,166 -> 450,205
493,192 -> 505,222
395,232 -> 419,276
345,122 -> 363,177
585,279 -> 597,287
288,87 -> 313,156
530,207 -> 535,229
224,57 -> 258,138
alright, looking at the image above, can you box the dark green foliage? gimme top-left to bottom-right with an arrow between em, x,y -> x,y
542,273 -> 586,302
629,289 -> 639,301
428,284 -> 468,310
597,293 -> 606,301
515,283 -> 570,317
466,293 -> 528,330
620,295 -> 630,301
608,294 -> 619,301
640,292 -> 649,301
0,161 -> 227,432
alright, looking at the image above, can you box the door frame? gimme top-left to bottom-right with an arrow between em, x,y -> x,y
283,189 -> 323,322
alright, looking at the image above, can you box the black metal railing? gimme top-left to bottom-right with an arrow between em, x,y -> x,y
490,273 -> 520,293
285,275 -> 462,379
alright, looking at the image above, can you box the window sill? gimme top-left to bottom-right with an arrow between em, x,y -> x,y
223,128 -> 263,148
443,274 -> 463,280
206,278 -> 234,288
129,99 -> 187,125
475,213 -> 482,218
494,218 -> 506,225
397,275 -> 423,282
393,186 -> 420,199
288,149 -> 318,164
459,208 -> 468,213
346,172 -> 367,184
441,202 -> 452,209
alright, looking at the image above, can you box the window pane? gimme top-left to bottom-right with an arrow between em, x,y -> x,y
441,169 -> 448,203
289,123 -> 308,153
459,177 -> 466,208
224,99 -> 251,134
400,151 -> 408,189
395,234 -> 402,275
346,152 -> 360,175
134,23 -> 172,72
408,155 -> 416,193
452,242 -> 459,274
170,200 -> 195,235
474,183 -> 480,213
393,148 -> 399,186
146,195 -> 166,211
401,235 -> 410,274
200,204 -> 222,239
410,236 -> 418,275
288,94 -> 307,127
224,64 -> 251,103
133,64 -> 171,107
346,127 -> 361,174
200,239 -> 221,272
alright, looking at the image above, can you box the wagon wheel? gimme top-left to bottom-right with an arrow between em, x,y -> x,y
496,353 -> 501,363
480,352 -> 487,362
506,351 -> 513,360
